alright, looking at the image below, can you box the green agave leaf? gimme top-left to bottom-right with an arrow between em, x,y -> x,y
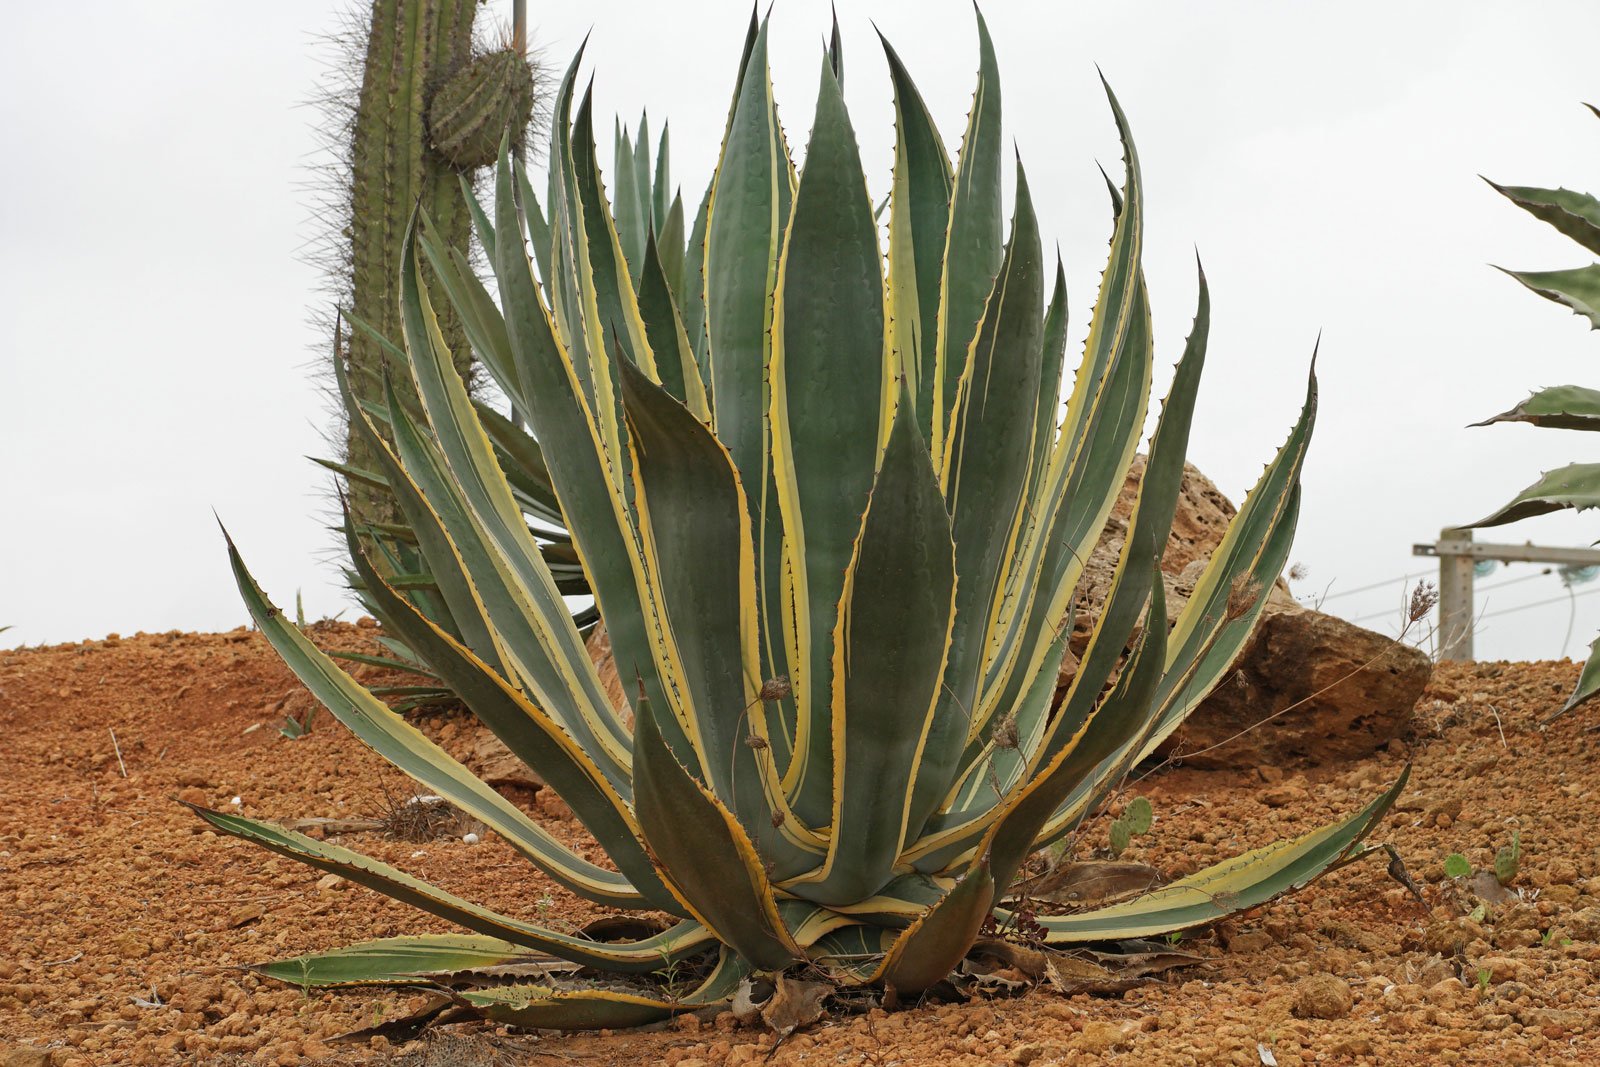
681,183 -> 712,374
703,18 -> 798,776
1557,634 -> 1600,719
879,32 -> 954,441
255,934 -> 553,988
632,688 -> 804,972
788,393 -> 955,906
876,856 -> 995,997
340,513 -> 685,914
914,160 -> 1045,836
338,366 -> 501,670
220,538 -> 644,910
1501,264 -> 1600,330
489,144 -> 687,761
706,16 -> 793,495
653,122 -> 673,234
188,805 -> 713,969
571,91 -> 658,379
1487,179 -> 1600,256
1464,462 -> 1600,527
616,356 -> 804,865
515,168 -> 552,290
985,575 -> 1167,897
932,7 -> 1004,457
461,946 -> 749,1031
1036,263 -> 1205,772
1033,769 -> 1408,942
657,188 -> 688,306
973,82 -> 1150,759
379,361 -> 630,785
613,122 -> 644,280
635,229 -> 711,421
769,56 -> 888,828
1471,384 -> 1600,431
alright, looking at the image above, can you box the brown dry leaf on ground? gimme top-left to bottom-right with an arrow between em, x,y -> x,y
4,625 -> 1600,1065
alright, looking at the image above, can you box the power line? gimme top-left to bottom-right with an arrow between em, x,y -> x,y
1344,567 -> 1555,625
1479,584 -> 1600,621
1318,569 -> 1434,602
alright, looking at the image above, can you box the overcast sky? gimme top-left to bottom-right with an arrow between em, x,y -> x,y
4,1 -> 1599,662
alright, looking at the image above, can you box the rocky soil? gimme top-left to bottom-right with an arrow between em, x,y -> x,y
3,624 -> 1600,1065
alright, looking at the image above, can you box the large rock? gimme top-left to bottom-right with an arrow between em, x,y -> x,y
1072,457 -> 1428,769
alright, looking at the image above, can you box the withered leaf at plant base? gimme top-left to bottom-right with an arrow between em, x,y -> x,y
1013,861 -> 1163,904
760,974 -> 831,1036
1044,948 -> 1202,996
968,939 -> 1049,979
731,976 -> 767,1027
329,992 -> 471,1044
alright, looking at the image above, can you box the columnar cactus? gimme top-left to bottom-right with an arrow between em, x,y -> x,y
342,0 -> 536,527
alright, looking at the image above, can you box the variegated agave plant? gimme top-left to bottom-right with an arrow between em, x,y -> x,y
196,12 -> 1405,1029
1467,117 -> 1600,717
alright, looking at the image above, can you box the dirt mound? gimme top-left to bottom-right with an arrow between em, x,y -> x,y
3,629 -> 1600,1065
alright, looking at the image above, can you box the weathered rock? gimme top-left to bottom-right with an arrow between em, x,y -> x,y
463,729 -> 544,791
1157,597 -> 1430,769
1069,456 -> 1427,769
1294,973 -> 1353,1019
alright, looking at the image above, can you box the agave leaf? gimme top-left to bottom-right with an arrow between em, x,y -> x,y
254,934 -> 559,988
653,122 -> 673,233
932,8 -> 1004,456
769,56 -> 888,827
613,123 -> 643,279
914,160 -> 1045,835
1465,462 -> 1600,527
1036,264 -> 1205,771
1557,633 -> 1600,719
632,689 -> 803,972
221,540 -> 645,909
1033,769 -> 1408,942
461,946 -> 749,1031
571,91 -> 658,381
490,145 -> 688,759
542,47 -> 598,404
985,576 -> 1167,897
880,33 -> 954,440
681,183 -> 712,373
1487,179 -> 1600,256
706,16 -> 794,496
189,805 -> 714,968
787,394 -> 955,905
616,355 -> 806,860
1501,264 -> 1600,330
379,364 -> 631,783
635,230 -> 711,421
340,364 -> 504,673
973,84 -> 1150,755
516,169 -> 552,289
1472,384 -> 1600,431
876,856 -> 995,997
341,515 -> 686,913
657,188 -> 688,304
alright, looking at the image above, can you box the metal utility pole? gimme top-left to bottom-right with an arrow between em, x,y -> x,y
1413,528 -> 1600,661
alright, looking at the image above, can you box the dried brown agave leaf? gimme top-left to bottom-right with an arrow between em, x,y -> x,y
760,974 -> 831,1036
1013,861 -> 1163,904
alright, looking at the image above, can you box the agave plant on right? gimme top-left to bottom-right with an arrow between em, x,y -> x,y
195,11 -> 1406,1029
1467,107 -> 1600,718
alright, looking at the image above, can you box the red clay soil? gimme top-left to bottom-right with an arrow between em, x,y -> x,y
3,623 -> 1600,1065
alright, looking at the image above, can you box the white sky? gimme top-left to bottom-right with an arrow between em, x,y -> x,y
4,1 -> 1599,662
